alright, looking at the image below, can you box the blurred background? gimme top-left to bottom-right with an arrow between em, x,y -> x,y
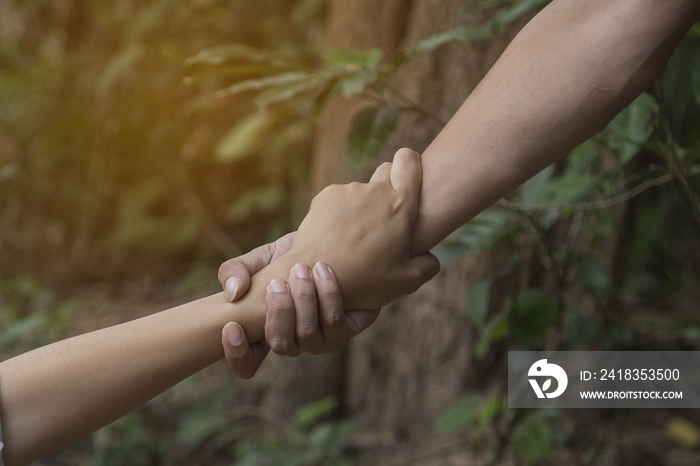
1,0 -> 700,464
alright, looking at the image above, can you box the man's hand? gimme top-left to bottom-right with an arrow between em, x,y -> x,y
218,235 -> 378,379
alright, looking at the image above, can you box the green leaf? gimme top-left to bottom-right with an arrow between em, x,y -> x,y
626,197 -> 670,266
337,69 -> 376,98
227,184 -> 285,222
531,174 -> 599,205
519,165 -> 554,205
98,45 -> 144,96
510,288 -> 558,346
511,410 -> 559,466
575,255 -> 612,297
476,397 -> 507,434
216,71 -> 321,98
215,112 -> 273,162
688,23 -> 700,39
347,105 -> 399,168
411,25 -> 491,55
606,92 -> 659,164
434,209 -> 522,263
255,77 -> 324,107
566,139 -> 599,174
326,48 -> 383,69
175,411 -> 229,446
467,278 -> 493,329
433,393 -> 482,433
491,0 -> 548,29
185,44 -> 302,68
476,308 -> 510,359
0,315 -> 47,347
292,396 -> 338,429
561,306 -> 601,349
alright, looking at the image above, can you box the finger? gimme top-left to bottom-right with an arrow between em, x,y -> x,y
389,148 -> 422,207
346,308 -> 381,338
401,252 -> 441,295
222,322 -> 270,379
218,244 -> 273,302
289,264 -> 324,353
313,262 -> 349,352
264,279 -> 301,356
217,231 -> 297,302
369,161 -> 392,183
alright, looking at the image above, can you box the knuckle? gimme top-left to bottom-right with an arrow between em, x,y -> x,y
319,184 -> 340,197
323,286 -> 342,302
324,310 -> 345,329
266,291 -> 293,311
293,287 -> 316,302
227,349 -> 248,362
297,325 -> 318,342
268,337 -> 294,355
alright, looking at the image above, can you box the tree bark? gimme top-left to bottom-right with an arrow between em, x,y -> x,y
300,1 -> 530,463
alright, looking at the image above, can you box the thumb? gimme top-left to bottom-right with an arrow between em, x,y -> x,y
403,252 -> 441,294
218,259 -> 254,302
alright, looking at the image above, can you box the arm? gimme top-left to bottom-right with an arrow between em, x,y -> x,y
0,285 -> 270,464
0,151 -> 436,466
412,0 -> 700,254
219,0 -> 700,369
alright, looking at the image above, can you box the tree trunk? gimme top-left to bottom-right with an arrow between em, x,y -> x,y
299,1 -> 529,463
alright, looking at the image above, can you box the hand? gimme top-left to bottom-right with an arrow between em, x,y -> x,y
287,148 -> 441,310
218,237 -> 379,379
217,233 -> 295,379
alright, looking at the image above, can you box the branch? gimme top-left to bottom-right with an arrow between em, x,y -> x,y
498,174 -> 672,212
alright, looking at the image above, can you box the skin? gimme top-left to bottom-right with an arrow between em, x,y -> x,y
0,151 -> 438,466
221,0 -> 700,374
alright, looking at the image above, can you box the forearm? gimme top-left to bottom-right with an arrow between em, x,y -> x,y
410,0 -> 700,254
0,255 -> 300,465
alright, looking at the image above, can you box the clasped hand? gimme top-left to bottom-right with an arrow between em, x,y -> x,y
217,148 -> 440,378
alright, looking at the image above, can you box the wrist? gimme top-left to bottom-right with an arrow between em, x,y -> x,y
235,250 -> 308,343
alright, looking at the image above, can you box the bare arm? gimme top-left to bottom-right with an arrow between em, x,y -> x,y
219,0 -> 700,375
0,280 -> 274,464
0,151 -> 436,466
412,0 -> 700,254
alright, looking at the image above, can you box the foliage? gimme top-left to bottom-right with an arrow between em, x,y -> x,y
234,396 -> 356,466
85,391 -> 356,466
0,0 -> 324,280
430,21 -> 700,466
189,0 -> 552,169
0,278 -> 75,352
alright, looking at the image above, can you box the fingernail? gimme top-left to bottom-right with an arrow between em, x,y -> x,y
314,262 -> 331,279
293,263 -> 311,279
224,322 -> 243,346
224,277 -> 239,302
269,278 -> 288,293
